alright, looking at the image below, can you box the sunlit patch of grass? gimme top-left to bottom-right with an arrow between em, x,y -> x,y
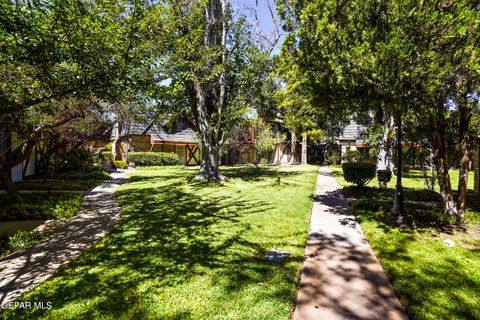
355,208 -> 480,320
3,165 -> 318,320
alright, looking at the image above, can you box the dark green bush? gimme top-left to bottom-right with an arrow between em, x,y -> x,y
62,148 -> 97,171
129,152 -> 179,166
114,160 -> 128,169
342,162 -> 377,186
377,169 -> 392,188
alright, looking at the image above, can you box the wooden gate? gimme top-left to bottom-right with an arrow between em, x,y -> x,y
186,144 -> 200,165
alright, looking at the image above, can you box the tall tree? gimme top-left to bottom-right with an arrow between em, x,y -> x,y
0,0 -> 157,200
276,0 -> 479,218
161,0 -> 270,180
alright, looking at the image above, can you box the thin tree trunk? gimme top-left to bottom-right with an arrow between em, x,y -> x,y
301,127 -> 307,165
430,115 -> 458,216
112,120 -> 123,161
456,98 -> 472,219
474,147 -> 480,193
377,116 -> 395,173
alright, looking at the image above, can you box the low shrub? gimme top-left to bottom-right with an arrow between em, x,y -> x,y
7,230 -> 41,251
62,148 -> 97,172
129,152 -> 179,166
16,179 -> 101,191
377,169 -> 392,188
99,151 -> 115,171
342,162 -> 376,187
55,170 -> 111,180
114,160 -> 128,169
326,154 -> 341,165
258,158 -> 269,166
100,151 -> 113,160
104,142 -> 113,151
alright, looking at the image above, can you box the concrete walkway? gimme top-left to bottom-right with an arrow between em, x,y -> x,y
294,166 -> 408,320
0,171 -> 131,306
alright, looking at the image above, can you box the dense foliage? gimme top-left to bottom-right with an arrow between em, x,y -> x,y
114,160 -> 128,170
276,0 -> 480,218
377,169 -> 392,188
342,162 -> 377,187
129,152 -> 179,166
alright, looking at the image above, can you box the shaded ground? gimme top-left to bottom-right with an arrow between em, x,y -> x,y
1,165 -> 318,320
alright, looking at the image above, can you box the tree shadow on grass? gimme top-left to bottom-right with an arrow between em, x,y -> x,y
220,166 -> 312,182
368,229 -> 480,320
3,169 -> 309,319
349,204 -> 480,319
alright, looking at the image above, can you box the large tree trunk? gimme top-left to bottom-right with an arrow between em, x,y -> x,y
301,127 -> 307,165
191,0 -> 227,181
196,142 -> 224,180
430,115 -> 458,216
456,101 -> 471,218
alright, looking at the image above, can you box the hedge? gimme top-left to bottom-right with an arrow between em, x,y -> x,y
377,169 -> 392,188
129,152 -> 179,166
114,160 -> 128,169
342,162 -> 376,187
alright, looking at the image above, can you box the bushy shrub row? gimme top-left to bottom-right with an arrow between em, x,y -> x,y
129,152 -> 179,166
342,162 -> 376,186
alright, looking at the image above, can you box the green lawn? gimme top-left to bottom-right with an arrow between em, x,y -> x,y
331,165 -> 480,320
2,165 -> 318,320
11,171 -> 112,191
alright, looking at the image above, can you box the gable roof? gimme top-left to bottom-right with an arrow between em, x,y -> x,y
338,119 -> 368,143
124,118 -> 198,143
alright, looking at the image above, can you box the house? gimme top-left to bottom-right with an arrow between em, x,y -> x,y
336,117 -> 369,160
222,119 -> 301,165
221,126 -> 256,165
114,116 -> 309,167
0,129 -> 37,183
117,118 -> 201,166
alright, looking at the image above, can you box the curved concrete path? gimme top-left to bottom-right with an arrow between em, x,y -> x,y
294,166 -> 408,320
0,171 -> 131,307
